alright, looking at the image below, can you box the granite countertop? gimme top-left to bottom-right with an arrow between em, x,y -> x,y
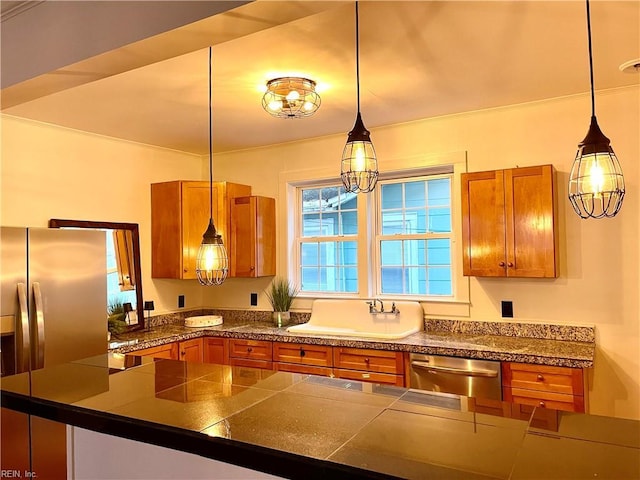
111,314 -> 595,368
2,354 -> 636,480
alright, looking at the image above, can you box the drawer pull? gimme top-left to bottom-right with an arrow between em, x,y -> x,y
507,262 -> 514,268
300,349 -> 306,358
539,401 -> 546,408
499,261 -> 506,267
247,347 -> 253,353
364,358 -> 370,364
537,374 -> 544,381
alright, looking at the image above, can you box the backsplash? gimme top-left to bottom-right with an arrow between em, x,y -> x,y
147,309 -> 310,328
424,318 -> 595,343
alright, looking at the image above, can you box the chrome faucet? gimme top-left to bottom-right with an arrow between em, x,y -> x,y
366,299 -> 384,314
391,302 -> 400,314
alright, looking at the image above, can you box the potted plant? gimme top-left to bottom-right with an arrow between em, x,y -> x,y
265,277 -> 299,327
107,298 -> 128,339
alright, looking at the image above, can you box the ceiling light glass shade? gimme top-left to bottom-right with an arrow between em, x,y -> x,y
196,219 -> 229,286
568,116 -> 625,218
261,77 -> 321,118
341,112 -> 378,193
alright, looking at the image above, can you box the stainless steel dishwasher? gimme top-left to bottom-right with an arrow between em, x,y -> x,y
409,353 -> 502,400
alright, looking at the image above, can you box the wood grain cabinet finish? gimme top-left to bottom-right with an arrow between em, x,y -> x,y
272,342 -> 333,376
230,196 -> 276,277
203,337 -> 229,365
228,339 -> 273,369
502,362 -> 586,412
178,338 -> 203,363
132,342 -> 179,360
333,347 -> 405,386
462,165 -> 558,278
151,180 -> 251,279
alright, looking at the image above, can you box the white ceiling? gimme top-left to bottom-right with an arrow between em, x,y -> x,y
2,1 -> 639,155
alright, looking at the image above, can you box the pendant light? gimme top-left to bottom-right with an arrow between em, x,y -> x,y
196,47 -> 229,286
340,1 -> 379,194
262,77 -> 321,118
568,0 -> 625,219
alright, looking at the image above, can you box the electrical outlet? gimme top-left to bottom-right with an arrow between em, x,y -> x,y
501,300 -> 513,318
250,293 -> 258,306
178,295 -> 185,308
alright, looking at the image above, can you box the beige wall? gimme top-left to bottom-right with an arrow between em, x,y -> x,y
211,86 -> 640,420
0,114 -> 207,314
1,86 -> 638,420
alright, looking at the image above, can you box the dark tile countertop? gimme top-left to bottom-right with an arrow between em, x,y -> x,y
2,355 -> 636,480
110,313 -> 595,368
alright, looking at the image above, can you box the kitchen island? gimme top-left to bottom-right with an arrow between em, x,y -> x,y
2,353 -> 637,480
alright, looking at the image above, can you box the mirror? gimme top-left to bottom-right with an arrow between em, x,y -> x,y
48,219 -> 145,331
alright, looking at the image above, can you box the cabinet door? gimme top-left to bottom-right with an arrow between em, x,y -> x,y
273,342 -> 332,367
178,338 -> 203,363
461,170 -> 507,276
231,196 -> 276,277
132,342 -> 178,360
505,165 -> 558,277
203,337 -> 229,365
181,182 -> 214,280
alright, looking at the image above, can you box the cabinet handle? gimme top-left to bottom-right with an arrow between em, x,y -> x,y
364,358 -> 370,364
507,262 -> 514,268
499,261 -> 506,267
250,266 -> 255,271
539,401 -> 546,408
537,374 -> 544,381
300,348 -> 306,358
247,347 -> 253,353
181,351 -> 186,356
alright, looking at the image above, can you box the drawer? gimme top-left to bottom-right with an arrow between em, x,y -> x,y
502,362 -> 584,396
228,339 -> 272,361
333,347 -> 404,375
503,386 -> 584,413
333,368 -> 404,387
273,342 -> 332,367
131,342 -> 178,360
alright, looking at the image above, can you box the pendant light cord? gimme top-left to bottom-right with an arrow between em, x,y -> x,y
586,0 -> 595,117
208,47 -> 213,222
355,1 -> 361,114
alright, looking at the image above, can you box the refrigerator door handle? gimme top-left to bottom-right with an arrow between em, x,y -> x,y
32,282 -> 45,370
16,283 -> 31,373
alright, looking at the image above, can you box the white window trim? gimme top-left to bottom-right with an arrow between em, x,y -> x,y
278,151 -> 470,317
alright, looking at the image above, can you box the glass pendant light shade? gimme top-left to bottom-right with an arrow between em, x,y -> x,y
568,0 -> 625,219
262,77 -> 321,118
197,46 -> 228,286
196,219 -> 229,286
341,112 -> 379,193
568,116 -> 625,218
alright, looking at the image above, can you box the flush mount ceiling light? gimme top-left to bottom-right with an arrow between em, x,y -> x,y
568,0 -> 625,219
340,1 -> 378,194
196,47 -> 229,286
261,77 -> 321,118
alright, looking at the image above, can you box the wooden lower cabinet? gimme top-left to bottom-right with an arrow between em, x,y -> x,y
204,337 -> 229,365
228,339 -> 273,370
501,362 -> 586,412
272,342 -> 333,376
131,338 -> 204,363
132,342 -> 179,360
177,338 -> 203,362
333,347 -> 405,387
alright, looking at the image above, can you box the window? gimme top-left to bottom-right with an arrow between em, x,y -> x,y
299,185 -> 358,293
294,170 -> 453,299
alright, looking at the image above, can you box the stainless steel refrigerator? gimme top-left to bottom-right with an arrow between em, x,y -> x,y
0,226 -> 107,478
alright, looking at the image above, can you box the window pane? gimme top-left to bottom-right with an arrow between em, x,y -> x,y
381,267 -> 403,294
427,178 -> 451,207
382,211 -> 404,235
381,183 -> 403,210
381,240 -> 402,265
428,208 -> 451,233
405,267 -> 427,295
405,210 -> 427,234
428,267 -> 452,295
427,239 -> 451,266
341,210 -> 358,235
300,243 -> 318,266
342,241 -> 358,265
302,188 -> 321,213
405,181 -> 426,208
403,239 -> 426,266
302,213 -> 321,237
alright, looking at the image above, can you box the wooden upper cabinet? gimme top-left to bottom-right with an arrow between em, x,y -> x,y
230,196 -> 276,277
462,165 -> 558,278
151,181 -> 251,279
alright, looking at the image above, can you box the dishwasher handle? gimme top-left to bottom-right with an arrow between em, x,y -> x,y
411,360 -> 498,378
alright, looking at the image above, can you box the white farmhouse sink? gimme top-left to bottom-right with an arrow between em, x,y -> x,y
286,299 -> 424,339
